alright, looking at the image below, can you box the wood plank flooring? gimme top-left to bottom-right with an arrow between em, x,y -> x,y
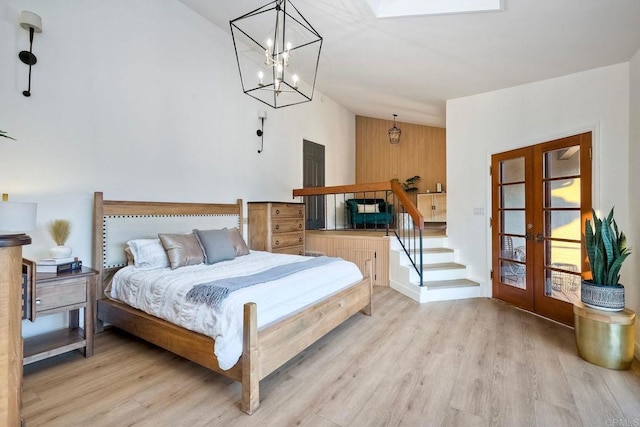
23,287 -> 640,426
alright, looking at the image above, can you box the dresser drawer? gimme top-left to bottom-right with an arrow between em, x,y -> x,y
271,204 -> 304,218
36,278 -> 86,312
272,219 -> 304,233
271,232 -> 304,249
272,245 -> 305,256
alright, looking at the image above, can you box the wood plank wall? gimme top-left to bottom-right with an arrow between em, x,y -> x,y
305,231 -> 390,287
355,116 -> 446,194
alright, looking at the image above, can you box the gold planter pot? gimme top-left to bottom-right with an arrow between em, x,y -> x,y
573,301 -> 636,370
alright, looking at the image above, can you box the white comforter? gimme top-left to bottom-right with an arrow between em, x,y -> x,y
110,251 -> 363,370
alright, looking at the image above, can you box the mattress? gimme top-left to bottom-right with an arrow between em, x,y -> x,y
110,251 -> 363,370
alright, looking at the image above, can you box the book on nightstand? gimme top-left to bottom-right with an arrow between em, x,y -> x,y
36,259 -> 82,273
37,257 -> 76,265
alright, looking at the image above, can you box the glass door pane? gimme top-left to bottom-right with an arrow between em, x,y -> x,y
542,145 -> 582,304
499,157 -> 526,289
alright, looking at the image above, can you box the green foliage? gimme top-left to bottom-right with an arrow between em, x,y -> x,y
585,208 -> 630,285
392,175 -> 421,193
0,130 -> 16,140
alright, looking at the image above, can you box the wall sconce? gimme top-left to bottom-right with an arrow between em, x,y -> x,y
257,111 -> 267,153
18,11 -> 43,97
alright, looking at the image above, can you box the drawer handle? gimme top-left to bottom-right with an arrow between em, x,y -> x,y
299,224 -> 302,229
35,298 -> 42,305
276,209 -> 280,214
275,240 -> 280,246
299,237 -> 303,243
275,224 -> 280,230
299,210 -> 302,215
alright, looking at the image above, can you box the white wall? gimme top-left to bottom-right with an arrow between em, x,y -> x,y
628,48 -> 640,352
446,64 -> 632,307
0,1 -> 356,337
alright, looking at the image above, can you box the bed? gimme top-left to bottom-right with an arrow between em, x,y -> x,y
92,192 -> 372,414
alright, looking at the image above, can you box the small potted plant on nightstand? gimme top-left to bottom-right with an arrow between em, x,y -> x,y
47,219 -> 73,259
581,208 -> 631,311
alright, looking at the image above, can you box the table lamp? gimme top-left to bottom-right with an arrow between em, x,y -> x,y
0,194 -> 37,237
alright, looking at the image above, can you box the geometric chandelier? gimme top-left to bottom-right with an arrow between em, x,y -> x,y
230,0 -> 322,109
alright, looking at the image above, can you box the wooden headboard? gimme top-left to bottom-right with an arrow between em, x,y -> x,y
92,192 -> 243,298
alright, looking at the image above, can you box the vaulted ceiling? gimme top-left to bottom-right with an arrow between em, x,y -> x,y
180,0 -> 640,127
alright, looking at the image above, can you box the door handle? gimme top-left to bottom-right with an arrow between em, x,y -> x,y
535,233 -> 544,243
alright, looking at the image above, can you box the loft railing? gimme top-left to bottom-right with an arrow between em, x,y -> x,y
292,180 -> 424,286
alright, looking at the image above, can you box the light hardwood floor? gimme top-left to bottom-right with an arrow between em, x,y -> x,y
23,287 -> 640,426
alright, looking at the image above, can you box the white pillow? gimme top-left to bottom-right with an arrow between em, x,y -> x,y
126,238 -> 170,269
357,203 -> 380,213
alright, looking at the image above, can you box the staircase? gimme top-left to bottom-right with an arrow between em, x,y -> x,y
389,231 -> 482,303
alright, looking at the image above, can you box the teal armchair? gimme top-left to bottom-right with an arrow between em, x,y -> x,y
346,198 -> 394,228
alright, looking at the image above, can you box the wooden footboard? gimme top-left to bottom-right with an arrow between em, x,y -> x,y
97,275 -> 372,414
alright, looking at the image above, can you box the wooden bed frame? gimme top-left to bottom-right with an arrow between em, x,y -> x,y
92,192 -> 372,414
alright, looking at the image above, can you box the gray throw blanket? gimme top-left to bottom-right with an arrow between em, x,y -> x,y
185,256 -> 340,309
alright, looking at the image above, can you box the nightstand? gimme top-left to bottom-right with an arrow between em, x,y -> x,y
22,259 -> 97,365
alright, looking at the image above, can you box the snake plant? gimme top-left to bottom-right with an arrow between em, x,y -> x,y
585,207 -> 631,285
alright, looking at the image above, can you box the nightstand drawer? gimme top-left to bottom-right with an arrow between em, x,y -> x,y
271,204 -> 304,218
272,219 -> 304,233
36,278 -> 86,312
272,232 -> 304,249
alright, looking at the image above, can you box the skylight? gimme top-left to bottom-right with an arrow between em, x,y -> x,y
366,0 -> 504,18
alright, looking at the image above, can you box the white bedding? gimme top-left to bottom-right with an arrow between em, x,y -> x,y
110,251 -> 363,370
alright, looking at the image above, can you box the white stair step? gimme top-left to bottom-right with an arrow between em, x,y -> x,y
397,237 -> 445,249
424,262 -> 467,280
422,278 -> 480,290
389,234 -> 485,303
408,248 -> 454,264
390,278 -> 482,303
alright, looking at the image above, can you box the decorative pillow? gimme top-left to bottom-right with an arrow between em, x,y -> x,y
158,233 -> 205,269
126,238 -> 170,269
357,203 -> 380,213
124,247 -> 134,266
225,227 -> 250,256
193,229 -> 236,264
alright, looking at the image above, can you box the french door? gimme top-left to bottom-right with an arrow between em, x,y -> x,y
491,132 -> 592,326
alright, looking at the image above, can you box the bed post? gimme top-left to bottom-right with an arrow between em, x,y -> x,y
93,192 -> 105,332
241,302 -> 259,414
362,259 -> 373,316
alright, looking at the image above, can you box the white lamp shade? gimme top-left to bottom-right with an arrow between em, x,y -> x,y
20,11 -> 43,33
0,202 -> 37,234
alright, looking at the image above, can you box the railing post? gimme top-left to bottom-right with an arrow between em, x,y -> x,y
419,229 -> 423,286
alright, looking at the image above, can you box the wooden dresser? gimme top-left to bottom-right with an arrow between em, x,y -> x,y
248,202 -> 305,255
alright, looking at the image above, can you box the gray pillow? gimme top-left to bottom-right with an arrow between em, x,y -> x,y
225,227 -> 250,256
158,233 -> 204,270
193,229 -> 236,264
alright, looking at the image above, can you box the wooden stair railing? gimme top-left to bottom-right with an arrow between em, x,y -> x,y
293,181 -> 425,286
